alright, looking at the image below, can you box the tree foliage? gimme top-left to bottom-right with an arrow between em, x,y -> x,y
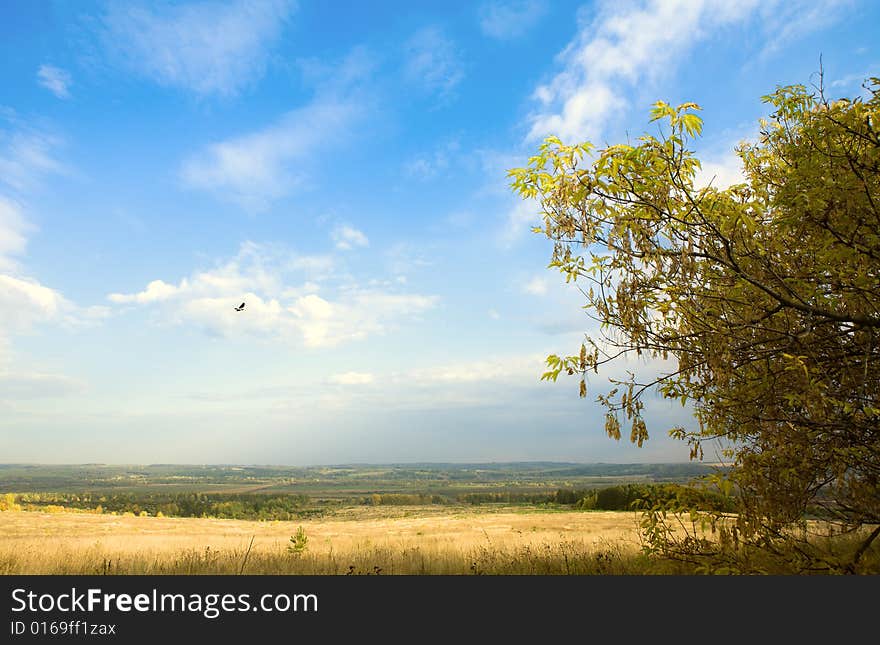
509,76 -> 880,572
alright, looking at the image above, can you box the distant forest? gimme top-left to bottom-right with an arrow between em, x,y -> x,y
0,462 -> 719,492
0,462 -> 732,520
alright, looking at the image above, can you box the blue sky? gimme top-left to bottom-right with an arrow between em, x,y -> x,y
1,0 -> 877,465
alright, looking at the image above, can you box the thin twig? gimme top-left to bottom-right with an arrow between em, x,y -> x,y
239,535 -> 255,575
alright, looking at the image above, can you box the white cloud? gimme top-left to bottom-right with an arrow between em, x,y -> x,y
501,197 -> 541,246
107,242 -> 438,348
0,120 -> 101,407
694,154 -> 746,190
290,290 -> 438,348
0,274 -> 67,329
692,129 -> 757,190
526,0 -> 762,144
181,96 -> 360,211
329,371 -> 375,385
110,241 -> 280,304
404,139 -> 460,179
288,255 -> 335,277
331,225 -> 369,251
527,0 -> 846,145
830,68 -> 879,92
36,65 -> 72,99
0,126 -> 65,194
0,272 -> 104,336
108,279 -> 179,304
0,124 -> 89,337
102,0 -> 295,97
180,50 -> 371,211
479,1 -> 546,40
403,27 -> 464,99
758,0 -> 850,59
0,197 -> 29,271
530,82 -> 625,145
523,276 -> 547,295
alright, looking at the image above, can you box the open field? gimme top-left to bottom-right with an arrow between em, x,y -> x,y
0,463 -> 723,574
0,506 -> 651,574
3,505 -> 877,574
3,463 -> 876,574
0,463 -> 722,574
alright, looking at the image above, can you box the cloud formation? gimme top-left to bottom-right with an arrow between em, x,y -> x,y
527,0 -> 760,143
0,273 -> 68,332
478,1 -> 546,40
102,0 -> 295,97
0,127 -> 65,194
694,154 -> 746,190
403,27 -> 464,99
500,197 -> 541,246
404,139 -> 461,180
107,242 -> 438,348
332,225 -> 369,251
180,49 -> 371,211
0,197 -> 28,271
181,97 -> 360,211
527,0 -> 846,145
0,124 -> 89,339
523,276 -> 547,296
37,65 -> 72,99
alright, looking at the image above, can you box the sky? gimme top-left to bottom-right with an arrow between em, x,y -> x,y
1,0 -> 878,465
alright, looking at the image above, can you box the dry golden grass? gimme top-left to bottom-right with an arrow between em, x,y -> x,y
3,507 -> 873,574
0,506 -> 651,574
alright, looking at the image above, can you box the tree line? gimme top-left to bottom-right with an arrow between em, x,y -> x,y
1,483 -> 734,517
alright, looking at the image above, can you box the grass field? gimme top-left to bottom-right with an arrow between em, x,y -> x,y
0,506 -> 658,574
3,506 -> 877,574
3,464 -> 876,575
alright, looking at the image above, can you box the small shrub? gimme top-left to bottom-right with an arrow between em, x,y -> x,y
288,526 -> 309,556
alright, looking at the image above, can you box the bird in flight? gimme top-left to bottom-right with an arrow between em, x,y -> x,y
234,302 -> 246,312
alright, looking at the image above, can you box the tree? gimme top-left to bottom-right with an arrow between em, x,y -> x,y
509,76 -> 880,572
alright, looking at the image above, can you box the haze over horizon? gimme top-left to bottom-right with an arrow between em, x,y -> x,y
0,458 -> 715,466
1,1 -> 877,465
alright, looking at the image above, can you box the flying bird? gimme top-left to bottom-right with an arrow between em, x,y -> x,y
234,302 -> 246,311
